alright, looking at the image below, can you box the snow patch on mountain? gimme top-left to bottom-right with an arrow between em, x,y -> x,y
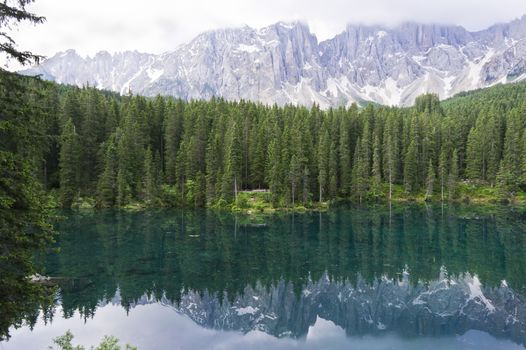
20,16 -> 526,107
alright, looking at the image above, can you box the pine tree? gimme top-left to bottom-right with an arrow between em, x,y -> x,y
116,168 -> 131,206
465,109 -> 503,184
521,129 -> 526,186
404,140 -> 418,194
79,88 -> 106,192
62,90 -> 83,130
317,128 -> 330,203
221,122 -> 242,202
250,120 -> 267,189
0,0 -> 45,64
351,138 -> 368,203
204,130 -> 223,204
143,147 -> 160,205
448,149 -> 459,200
438,147 -> 448,201
289,155 -> 302,207
116,105 -> 145,201
501,110 -> 523,179
328,141 -> 338,198
164,99 -> 184,184
339,117 -> 352,196
96,133 -> 119,207
425,159 -> 435,201
58,118 -> 80,207
0,6 -> 55,334
371,135 -> 383,197
267,138 -> 282,205
382,113 -> 399,201
496,161 -> 516,201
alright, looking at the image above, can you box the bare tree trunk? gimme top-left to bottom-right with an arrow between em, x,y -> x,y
291,181 -> 295,207
234,176 -> 238,202
389,172 -> 392,201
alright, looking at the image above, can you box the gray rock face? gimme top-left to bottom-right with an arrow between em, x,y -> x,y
21,16 -> 526,107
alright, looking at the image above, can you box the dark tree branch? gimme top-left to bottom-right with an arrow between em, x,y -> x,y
0,0 -> 45,65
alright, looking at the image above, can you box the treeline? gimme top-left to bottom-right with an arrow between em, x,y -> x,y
14,73 -> 526,207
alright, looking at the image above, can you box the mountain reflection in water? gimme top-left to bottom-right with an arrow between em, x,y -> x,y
3,205 -> 526,349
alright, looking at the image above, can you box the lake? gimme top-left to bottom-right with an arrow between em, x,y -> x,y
2,205 -> 526,349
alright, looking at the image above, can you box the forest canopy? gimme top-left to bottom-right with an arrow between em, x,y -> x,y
8,76 -> 526,209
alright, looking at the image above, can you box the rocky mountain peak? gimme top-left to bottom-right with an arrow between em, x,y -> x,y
21,15 -> 526,107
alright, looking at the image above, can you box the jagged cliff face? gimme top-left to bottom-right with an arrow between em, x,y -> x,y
21,16 -> 526,107
120,272 -> 526,345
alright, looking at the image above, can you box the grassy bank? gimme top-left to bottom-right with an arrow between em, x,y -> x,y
47,183 -> 526,212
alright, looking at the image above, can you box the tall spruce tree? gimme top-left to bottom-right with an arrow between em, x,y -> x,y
0,2 -> 55,339
404,140 -> 418,194
438,147 -> 448,201
351,138 -> 368,203
425,159 -> 435,200
58,118 -> 80,207
96,133 -> 119,207
448,149 -> 459,200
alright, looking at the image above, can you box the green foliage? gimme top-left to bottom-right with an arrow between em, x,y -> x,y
0,0 -> 45,65
96,133 -> 119,207
351,137 -> 369,202
425,159 -> 436,200
448,149 -> 459,200
6,72 -> 526,209
0,70 -> 56,340
404,140 -> 418,194
59,118 -> 80,207
142,147 -> 161,206
49,330 -> 137,350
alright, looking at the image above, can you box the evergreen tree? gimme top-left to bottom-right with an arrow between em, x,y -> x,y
371,135 -> 383,197
501,110 -> 523,179
116,105 -> 144,201
317,128 -> 330,203
58,118 -> 80,207
404,140 -> 418,194
267,138 -> 282,205
339,117 -> 352,196
164,99 -> 184,184
448,149 -> 459,200
96,133 -> 119,207
0,0 -> 45,64
351,138 -> 368,203
143,147 -> 160,206
328,141 -> 339,198
425,159 -> 435,201
116,168 -> 131,206
289,155 -> 302,206
465,109 -> 503,183
221,122 -> 242,202
382,113 -> 399,200
8,65 -> 526,213
496,161 -> 517,201
0,2 -> 54,334
438,147 -> 448,201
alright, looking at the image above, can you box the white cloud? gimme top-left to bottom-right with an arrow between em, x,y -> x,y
4,0 -> 526,69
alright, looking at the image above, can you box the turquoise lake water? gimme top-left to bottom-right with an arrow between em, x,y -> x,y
2,205 -> 526,349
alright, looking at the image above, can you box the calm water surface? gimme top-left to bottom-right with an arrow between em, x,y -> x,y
2,205 -> 526,349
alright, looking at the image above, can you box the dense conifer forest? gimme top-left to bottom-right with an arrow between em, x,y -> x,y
5,71 -> 526,209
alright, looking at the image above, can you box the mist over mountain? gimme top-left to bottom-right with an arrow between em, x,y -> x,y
21,15 -> 526,107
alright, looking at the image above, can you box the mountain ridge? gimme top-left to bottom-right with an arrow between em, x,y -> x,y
21,16 -> 526,107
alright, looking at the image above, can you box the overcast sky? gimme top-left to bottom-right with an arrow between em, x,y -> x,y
4,0 -> 526,68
